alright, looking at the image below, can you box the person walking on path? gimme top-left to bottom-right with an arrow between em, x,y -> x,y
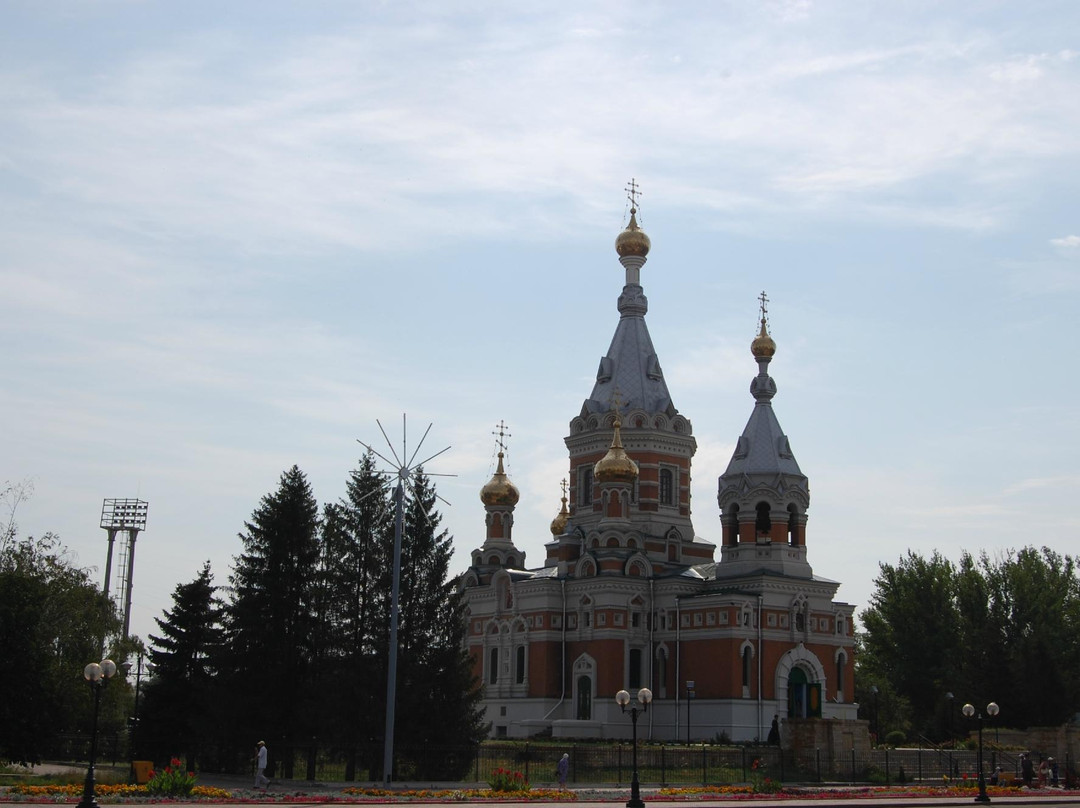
1021,754 -> 1034,787
556,753 -> 569,789
254,741 -> 270,789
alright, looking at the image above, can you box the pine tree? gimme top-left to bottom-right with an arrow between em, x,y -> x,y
142,561 -> 224,769
316,451 -> 393,776
226,465 -> 321,774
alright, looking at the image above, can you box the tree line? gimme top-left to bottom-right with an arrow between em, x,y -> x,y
0,460 -> 484,779
856,546 -> 1080,743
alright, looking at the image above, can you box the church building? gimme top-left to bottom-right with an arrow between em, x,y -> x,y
459,195 -> 858,741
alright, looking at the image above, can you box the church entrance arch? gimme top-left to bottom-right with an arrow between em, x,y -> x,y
786,667 -> 821,718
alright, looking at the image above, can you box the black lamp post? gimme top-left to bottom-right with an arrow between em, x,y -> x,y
78,659 -> 118,808
616,687 -> 652,808
963,701 -> 1000,804
123,652 -> 150,782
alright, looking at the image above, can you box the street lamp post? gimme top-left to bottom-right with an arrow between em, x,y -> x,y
962,701 -> 1000,804
685,681 -> 695,746
78,659 -> 118,808
616,687 -> 653,808
123,653 -> 150,782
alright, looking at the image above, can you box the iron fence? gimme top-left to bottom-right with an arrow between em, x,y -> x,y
43,735 -> 1074,789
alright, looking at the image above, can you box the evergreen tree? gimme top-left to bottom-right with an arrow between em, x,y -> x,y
225,465 -> 321,773
316,451 -> 393,776
141,561 -> 224,769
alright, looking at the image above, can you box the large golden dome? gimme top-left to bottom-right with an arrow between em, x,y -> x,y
480,452 -> 520,507
615,209 -> 651,258
751,317 -> 776,358
594,417 -> 639,483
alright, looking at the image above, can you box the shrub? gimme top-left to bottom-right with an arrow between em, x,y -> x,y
145,757 -> 197,796
885,730 -> 907,746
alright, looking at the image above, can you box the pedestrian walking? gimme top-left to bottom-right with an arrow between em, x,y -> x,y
254,741 -> 270,789
556,753 -> 569,788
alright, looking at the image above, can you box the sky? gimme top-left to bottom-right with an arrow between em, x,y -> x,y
2,1 -> 1079,649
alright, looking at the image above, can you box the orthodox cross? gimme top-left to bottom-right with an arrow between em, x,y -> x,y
492,420 -> 511,454
758,290 -> 770,326
625,177 -> 642,212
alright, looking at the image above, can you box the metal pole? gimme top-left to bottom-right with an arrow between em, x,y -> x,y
382,480 -> 405,785
628,709 -> 643,808
78,685 -> 103,808
975,714 -> 990,803
121,529 -> 138,639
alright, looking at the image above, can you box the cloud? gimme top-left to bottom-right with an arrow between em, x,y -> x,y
1051,235 -> 1080,248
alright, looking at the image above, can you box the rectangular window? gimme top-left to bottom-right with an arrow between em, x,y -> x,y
489,648 -> 498,685
515,646 -> 526,684
552,615 -> 561,628
707,612 -> 716,625
681,613 -> 690,627
598,612 -> 607,626
632,612 -> 641,628
629,648 -> 642,689
693,612 -> 703,626
536,615 -> 543,628
584,612 -> 592,627
720,611 -> 729,625
615,613 -> 624,626
768,613 -> 777,627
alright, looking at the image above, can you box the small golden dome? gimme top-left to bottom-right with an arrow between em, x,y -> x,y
480,452 -> 520,507
751,317 -> 776,358
594,417 -> 640,483
550,493 -> 569,536
615,209 -> 651,258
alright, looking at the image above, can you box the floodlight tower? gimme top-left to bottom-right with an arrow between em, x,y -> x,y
100,499 -> 148,639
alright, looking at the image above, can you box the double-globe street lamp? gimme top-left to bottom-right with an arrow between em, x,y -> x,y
962,701 -> 1000,804
78,659 -> 119,808
616,687 -> 653,808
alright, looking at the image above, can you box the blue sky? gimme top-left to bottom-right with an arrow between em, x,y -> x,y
2,1 -> 1078,646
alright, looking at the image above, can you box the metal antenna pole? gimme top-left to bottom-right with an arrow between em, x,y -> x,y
357,416 -> 454,785
382,476 -> 405,785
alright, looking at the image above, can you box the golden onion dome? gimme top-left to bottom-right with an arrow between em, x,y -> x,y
480,452 -> 520,507
615,209 -> 651,258
594,417 -> 640,483
549,493 -> 569,536
751,316 -> 776,358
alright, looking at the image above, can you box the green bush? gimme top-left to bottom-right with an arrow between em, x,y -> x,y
885,730 -> 907,746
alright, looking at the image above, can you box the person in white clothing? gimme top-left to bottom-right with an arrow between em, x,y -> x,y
254,741 -> 270,789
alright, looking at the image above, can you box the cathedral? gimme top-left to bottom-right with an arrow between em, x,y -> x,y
459,195 -> 858,742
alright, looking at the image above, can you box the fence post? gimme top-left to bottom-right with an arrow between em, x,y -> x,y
475,744 -> 480,783
885,748 -> 890,784
617,743 -> 622,785
660,743 -> 666,786
524,742 -> 529,783
917,748 -> 922,782
742,746 -> 748,782
816,748 -> 821,783
702,743 -> 707,785
850,748 -> 856,784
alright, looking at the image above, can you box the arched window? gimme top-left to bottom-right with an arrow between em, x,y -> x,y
836,652 -> 846,695
489,648 -> 499,685
579,468 -> 593,506
657,648 -> 668,693
516,646 -> 526,684
576,676 -> 592,720
742,646 -> 752,689
659,468 -> 674,505
756,502 -> 771,536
